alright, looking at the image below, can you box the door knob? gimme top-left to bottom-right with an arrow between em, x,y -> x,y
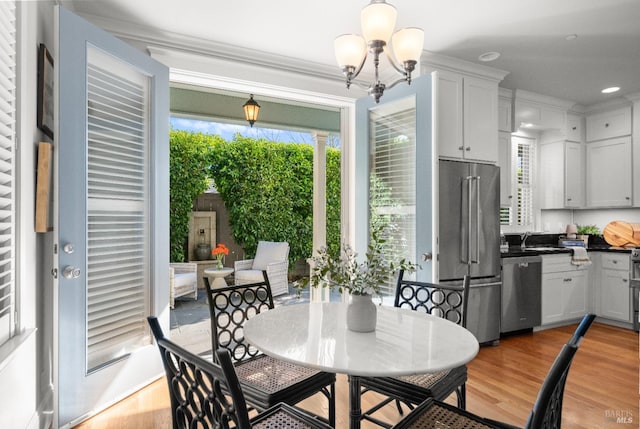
422,252 -> 432,262
63,266 -> 81,279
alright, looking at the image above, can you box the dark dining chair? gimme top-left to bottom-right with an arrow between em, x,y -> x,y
203,272 -> 336,427
359,271 -> 471,428
147,316 -> 332,429
391,313 -> 596,429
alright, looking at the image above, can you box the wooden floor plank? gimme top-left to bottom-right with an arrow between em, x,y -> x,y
74,321 -> 639,428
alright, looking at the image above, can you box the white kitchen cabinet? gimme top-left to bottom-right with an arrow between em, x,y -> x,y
539,140 -> 583,209
436,71 -> 498,163
498,131 -> 513,207
586,137 -> 632,207
541,255 -> 588,325
586,106 -> 631,142
498,91 -> 512,132
566,113 -> 583,142
598,253 -> 631,322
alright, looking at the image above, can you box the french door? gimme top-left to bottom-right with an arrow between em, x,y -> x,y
56,7 -> 169,427
355,74 -> 435,290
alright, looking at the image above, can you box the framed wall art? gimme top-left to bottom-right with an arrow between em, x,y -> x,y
37,43 -> 54,139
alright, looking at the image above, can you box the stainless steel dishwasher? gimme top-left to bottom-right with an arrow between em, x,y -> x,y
501,255 -> 542,333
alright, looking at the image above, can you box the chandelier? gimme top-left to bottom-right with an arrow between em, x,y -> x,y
334,0 -> 424,103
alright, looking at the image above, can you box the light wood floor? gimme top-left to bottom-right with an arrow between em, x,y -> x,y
75,321 -> 639,428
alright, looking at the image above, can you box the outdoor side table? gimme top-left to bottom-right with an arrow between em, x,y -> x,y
203,267 -> 234,288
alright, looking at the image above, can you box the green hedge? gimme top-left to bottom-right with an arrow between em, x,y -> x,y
170,130 -> 341,266
169,130 -> 223,262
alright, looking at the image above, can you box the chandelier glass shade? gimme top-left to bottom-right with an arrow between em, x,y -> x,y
334,0 -> 424,103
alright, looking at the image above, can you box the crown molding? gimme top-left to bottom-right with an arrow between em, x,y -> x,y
76,12 -> 346,84
420,51 -> 509,82
583,96 -> 632,114
513,89 -> 574,110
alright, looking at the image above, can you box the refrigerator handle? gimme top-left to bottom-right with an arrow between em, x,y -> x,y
463,176 -> 472,265
471,176 -> 480,264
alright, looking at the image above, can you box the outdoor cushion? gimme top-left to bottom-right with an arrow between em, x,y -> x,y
174,272 -> 197,288
252,241 -> 289,270
234,269 -> 264,283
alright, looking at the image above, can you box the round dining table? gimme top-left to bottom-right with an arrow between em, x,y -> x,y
243,301 -> 479,429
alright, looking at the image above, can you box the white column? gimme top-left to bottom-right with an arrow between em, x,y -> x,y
311,131 -> 329,302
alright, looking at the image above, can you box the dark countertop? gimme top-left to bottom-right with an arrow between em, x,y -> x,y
501,245 -> 633,258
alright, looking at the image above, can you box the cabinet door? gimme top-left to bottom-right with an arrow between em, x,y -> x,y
564,142 -> 583,207
600,269 -> 630,322
566,113 -> 583,142
463,77 -> 498,162
436,72 -> 464,159
498,97 -> 512,132
586,107 -> 631,142
498,132 -> 513,207
564,270 -> 588,319
586,137 -> 632,207
539,141 -> 564,209
542,273 -> 566,324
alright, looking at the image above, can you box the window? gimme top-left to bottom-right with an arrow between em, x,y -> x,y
0,0 -> 16,346
368,97 -> 416,296
501,135 -> 535,230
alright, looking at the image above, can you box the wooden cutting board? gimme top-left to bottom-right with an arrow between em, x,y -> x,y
603,221 -> 640,247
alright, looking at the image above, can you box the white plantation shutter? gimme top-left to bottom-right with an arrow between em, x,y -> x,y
368,98 -> 416,296
86,48 -> 150,371
515,137 -> 534,228
0,1 -> 15,346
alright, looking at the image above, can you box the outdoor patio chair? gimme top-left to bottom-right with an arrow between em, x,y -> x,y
391,313 -> 596,429
147,316 -> 332,429
203,272 -> 336,427
359,271 -> 470,428
234,241 -> 289,296
169,262 -> 198,309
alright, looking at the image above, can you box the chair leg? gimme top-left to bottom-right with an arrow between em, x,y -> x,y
456,384 -> 466,410
329,382 -> 336,427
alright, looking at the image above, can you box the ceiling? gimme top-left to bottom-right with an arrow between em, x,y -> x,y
66,0 -> 640,107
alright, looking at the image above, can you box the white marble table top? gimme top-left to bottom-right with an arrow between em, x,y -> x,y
243,302 -> 479,377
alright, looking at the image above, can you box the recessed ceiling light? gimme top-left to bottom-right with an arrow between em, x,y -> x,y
565,34 -> 578,41
601,86 -> 620,94
478,51 -> 500,62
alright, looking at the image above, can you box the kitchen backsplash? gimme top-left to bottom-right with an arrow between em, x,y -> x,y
503,232 -> 609,248
540,208 -> 640,234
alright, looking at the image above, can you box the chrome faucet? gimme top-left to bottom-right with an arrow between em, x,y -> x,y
520,232 -> 531,250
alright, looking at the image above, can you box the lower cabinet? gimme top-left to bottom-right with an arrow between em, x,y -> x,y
598,253 -> 631,322
541,255 -> 588,325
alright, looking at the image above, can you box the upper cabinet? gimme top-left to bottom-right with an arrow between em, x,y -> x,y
586,106 -> 631,142
498,88 -> 513,132
584,105 -> 633,207
436,71 -> 499,163
586,137 -> 632,207
513,90 -> 573,132
565,113 -> 584,142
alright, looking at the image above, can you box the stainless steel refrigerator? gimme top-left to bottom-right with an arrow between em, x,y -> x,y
438,159 -> 501,344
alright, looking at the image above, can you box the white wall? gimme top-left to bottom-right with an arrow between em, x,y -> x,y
0,2 -> 55,428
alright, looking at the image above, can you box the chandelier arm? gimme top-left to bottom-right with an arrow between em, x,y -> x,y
349,79 -> 374,91
385,76 -> 411,90
383,44 -> 408,76
343,54 -> 369,88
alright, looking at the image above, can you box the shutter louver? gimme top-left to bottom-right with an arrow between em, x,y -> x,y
0,0 -> 15,346
516,140 -> 534,228
86,50 -> 150,371
368,99 -> 416,296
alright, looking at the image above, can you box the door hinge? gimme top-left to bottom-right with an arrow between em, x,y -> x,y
51,268 -> 58,279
